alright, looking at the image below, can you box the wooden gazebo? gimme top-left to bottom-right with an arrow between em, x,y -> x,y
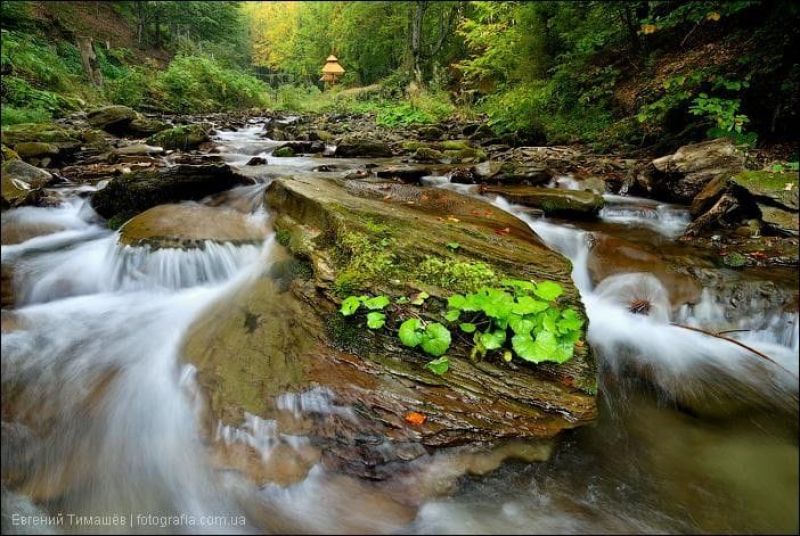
320,55 -> 345,85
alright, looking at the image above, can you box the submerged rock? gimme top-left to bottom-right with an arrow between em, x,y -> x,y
184,174 -> 596,479
479,185 -> 604,218
90,164 -> 252,222
118,204 -> 267,248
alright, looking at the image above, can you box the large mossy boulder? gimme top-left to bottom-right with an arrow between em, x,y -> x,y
90,164 -> 252,223
334,137 -> 393,158
147,124 -> 211,151
479,185 -> 604,218
1,160 -> 54,209
1,123 -> 82,164
183,175 -> 597,481
118,204 -> 268,248
647,138 -> 746,203
86,105 -> 138,134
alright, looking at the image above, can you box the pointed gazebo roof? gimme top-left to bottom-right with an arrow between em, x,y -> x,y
322,55 -> 345,75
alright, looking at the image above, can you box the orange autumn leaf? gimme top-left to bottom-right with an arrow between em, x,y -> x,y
404,411 -> 426,426
706,11 -> 721,21
640,23 -> 657,35
494,227 -> 511,235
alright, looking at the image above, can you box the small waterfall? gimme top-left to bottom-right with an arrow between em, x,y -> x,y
599,194 -> 691,238
14,237 -> 265,305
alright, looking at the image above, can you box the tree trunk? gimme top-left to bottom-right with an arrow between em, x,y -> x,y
77,36 -> 102,86
409,1 -> 427,86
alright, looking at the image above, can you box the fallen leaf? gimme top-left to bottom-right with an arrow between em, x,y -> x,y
447,215 -> 460,223
494,227 -> 511,236
706,11 -> 720,21
404,411 -> 426,426
383,195 -> 392,200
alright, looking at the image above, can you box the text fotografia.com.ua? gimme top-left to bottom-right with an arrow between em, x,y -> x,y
10,513 -> 248,529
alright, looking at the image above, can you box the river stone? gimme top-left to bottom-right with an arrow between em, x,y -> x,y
334,138 -> 393,158
1,122 -> 81,146
90,164 -> 252,222
479,185 -> 604,218
147,124 -> 211,151
2,144 -> 20,162
731,170 -> 799,211
86,105 -> 138,134
118,204 -> 268,248
1,160 -> 54,208
128,116 -> 169,137
648,138 -> 746,203
13,142 -> 60,161
112,144 -> 164,157
184,175 -> 596,480
375,164 -> 437,183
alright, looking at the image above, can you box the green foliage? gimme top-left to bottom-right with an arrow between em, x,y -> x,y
0,105 -> 51,125
448,279 -> 583,365
425,356 -> 450,376
157,54 -> 268,113
366,312 -> 386,330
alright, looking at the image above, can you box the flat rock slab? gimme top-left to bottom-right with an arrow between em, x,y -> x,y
118,204 -> 268,248
184,174 -> 597,480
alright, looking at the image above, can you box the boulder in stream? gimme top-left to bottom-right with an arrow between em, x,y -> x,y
334,137 -> 393,158
147,124 -> 211,151
86,105 -> 138,134
1,160 -> 55,209
90,163 -> 253,224
479,185 -> 604,218
184,174 -> 597,481
118,204 -> 268,248
646,138 -> 746,203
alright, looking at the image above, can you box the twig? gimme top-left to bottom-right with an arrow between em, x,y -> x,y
670,322 -> 797,378
717,328 -> 752,335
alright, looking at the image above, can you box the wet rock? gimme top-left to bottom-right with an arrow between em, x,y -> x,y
80,129 -> 112,151
413,146 -> 445,162
417,125 -> 445,141
454,161 -> 551,186
273,146 -> 295,157
686,177 -> 763,237
479,185 -> 604,218
1,122 -> 82,146
86,105 -> 138,134
335,138 -> 393,158
1,144 -> 20,162
247,156 -> 267,166
375,164 -> 434,184
90,164 -> 252,222
147,124 -> 211,151
184,175 -> 596,478
118,204 -> 268,248
12,142 -> 60,161
648,138 -> 746,203
1,160 -> 54,208
277,141 -> 325,155
128,116 -> 169,137
112,144 -> 164,157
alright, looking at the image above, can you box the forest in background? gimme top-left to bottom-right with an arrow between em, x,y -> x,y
2,0 -> 798,153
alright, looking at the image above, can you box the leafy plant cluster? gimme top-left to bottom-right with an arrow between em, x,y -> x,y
337,279 -> 584,377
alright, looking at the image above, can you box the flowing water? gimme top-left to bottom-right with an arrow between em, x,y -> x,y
2,124 -> 798,534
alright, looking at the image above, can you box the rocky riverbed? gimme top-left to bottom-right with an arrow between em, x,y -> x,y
1,106 -> 798,533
